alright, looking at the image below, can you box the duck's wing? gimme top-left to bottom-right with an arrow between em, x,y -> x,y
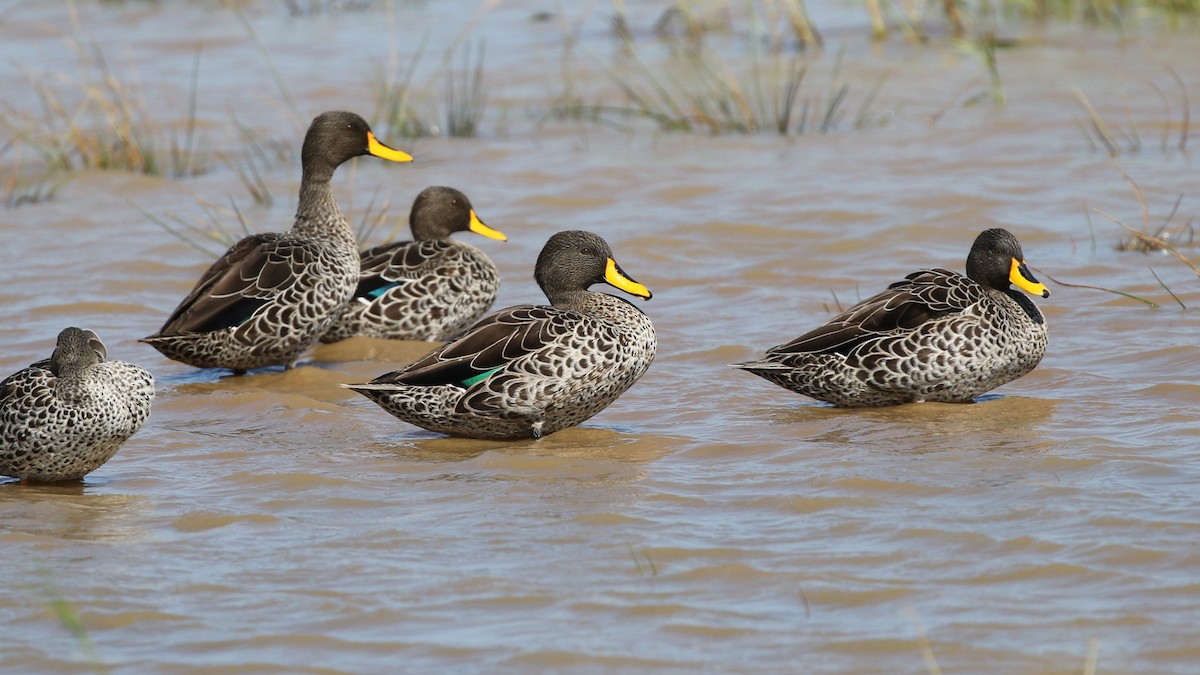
768,268 -> 985,356
352,240 -> 449,299
153,233 -> 314,335
0,365 -> 52,405
368,305 -> 572,387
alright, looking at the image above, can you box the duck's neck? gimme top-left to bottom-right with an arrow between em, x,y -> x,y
547,288 -> 592,311
1002,287 -> 1045,325
292,169 -> 353,243
52,360 -> 96,403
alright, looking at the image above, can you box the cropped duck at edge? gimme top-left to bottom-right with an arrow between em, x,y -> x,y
345,230 -> 656,440
734,228 -> 1050,407
142,111 -> 412,374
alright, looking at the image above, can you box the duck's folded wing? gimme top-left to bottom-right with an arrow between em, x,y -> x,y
370,305 -> 569,386
352,240 -> 448,298
768,268 -> 984,356
154,234 -> 314,335
0,367 -> 52,405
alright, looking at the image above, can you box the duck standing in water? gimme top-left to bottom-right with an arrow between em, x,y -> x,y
142,111 -> 412,373
0,328 -> 154,482
345,230 -> 656,440
734,228 -> 1050,406
321,186 -> 507,343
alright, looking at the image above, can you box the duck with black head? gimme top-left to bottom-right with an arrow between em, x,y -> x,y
142,111 -> 412,374
734,228 -> 1051,407
345,230 -> 656,440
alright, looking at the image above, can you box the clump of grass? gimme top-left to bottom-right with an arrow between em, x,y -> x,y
370,34 -> 433,139
1104,171 -> 1197,255
1051,171 -> 1197,309
0,26 -> 206,178
546,41 -> 888,136
370,36 -> 493,139
443,41 -> 489,138
1114,194 -> 1195,253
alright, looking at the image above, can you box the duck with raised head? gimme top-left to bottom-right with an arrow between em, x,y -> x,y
142,111 -> 412,373
345,230 -> 656,440
0,328 -> 155,482
733,228 -> 1051,407
321,186 -> 507,343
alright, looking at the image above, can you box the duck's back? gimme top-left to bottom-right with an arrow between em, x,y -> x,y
0,360 -> 154,481
145,228 -> 360,370
739,269 -> 1048,406
460,293 -> 656,435
352,292 -> 656,440
322,238 -> 500,343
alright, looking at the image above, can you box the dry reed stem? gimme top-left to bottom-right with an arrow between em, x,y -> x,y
1074,88 -> 1120,156
1031,264 -> 1159,308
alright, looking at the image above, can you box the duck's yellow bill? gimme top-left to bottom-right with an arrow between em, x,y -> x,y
605,258 -> 652,300
366,132 -> 413,163
1010,258 -> 1050,298
469,210 -> 507,241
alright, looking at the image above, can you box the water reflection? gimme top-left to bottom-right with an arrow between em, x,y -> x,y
0,484 -> 150,542
758,395 -> 1058,454
371,426 -> 683,466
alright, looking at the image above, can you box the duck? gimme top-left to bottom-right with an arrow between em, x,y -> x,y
344,230 -> 656,440
320,186 -> 507,343
141,111 -> 412,373
0,328 -> 155,482
733,228 -> 1050,407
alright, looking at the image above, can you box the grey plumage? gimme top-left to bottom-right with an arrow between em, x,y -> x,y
733,228 -> 1051,407
345,230 -> 656,440
141,111 -> 412,373
0,328 -> 154,482
321,186 -> 507,343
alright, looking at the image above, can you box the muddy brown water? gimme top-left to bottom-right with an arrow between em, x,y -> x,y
2,2 -> 1199,673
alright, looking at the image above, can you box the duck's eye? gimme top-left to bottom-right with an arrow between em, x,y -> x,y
581,247 -> 594,256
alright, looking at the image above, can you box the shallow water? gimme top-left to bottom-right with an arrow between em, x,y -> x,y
2,2 -> 1199,673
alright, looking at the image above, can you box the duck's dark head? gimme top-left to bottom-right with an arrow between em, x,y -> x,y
965,228 -> 1050,299
301,111 -> 412,181
534,230 -> 651,305
410,186 -> 506,242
